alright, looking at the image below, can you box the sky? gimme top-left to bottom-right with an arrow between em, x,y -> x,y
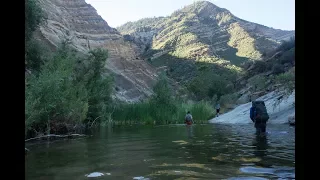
85,0 -> 295,30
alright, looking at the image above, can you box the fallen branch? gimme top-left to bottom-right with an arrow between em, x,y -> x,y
107,106 -> 116,124
25,134 -> 88,142
89,116 -> 101,128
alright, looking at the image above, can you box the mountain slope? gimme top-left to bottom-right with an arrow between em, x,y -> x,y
118,1 -> 294,63
117,1 -> 295,99
36,0 -> 158,102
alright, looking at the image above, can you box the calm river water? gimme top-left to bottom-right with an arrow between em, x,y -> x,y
26,124 -> 295,180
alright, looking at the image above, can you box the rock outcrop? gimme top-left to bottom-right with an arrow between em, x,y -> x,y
36,0 -> 158,102
209,90 -> 295,124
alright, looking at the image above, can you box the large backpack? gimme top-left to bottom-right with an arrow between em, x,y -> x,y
185,114 -> 192,122
250,101 -> 269,123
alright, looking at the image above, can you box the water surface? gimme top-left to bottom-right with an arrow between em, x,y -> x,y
26,124 -> 295,179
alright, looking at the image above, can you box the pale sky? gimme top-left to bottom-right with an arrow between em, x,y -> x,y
85,0 -> 295,30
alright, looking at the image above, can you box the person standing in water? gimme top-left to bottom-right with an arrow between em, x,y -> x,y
185,111 -> 194,125
250,100 -> 269,136
215,103 -> 221,117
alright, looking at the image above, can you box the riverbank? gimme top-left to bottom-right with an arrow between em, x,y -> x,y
209,90 -> 295,124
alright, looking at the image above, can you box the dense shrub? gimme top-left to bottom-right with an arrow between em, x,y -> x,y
279,47 -> 295,65
272,63 -> 285,74
248,75 -> 268,91
25,42 -> 113,136
276,37 -> 295,52
275,70 -> 295,93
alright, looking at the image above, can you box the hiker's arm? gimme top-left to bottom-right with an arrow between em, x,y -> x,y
250,108 -> 254,122
250,115 -> 255,122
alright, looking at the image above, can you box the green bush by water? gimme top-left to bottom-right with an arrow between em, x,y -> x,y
111,75 -> 214,125
111,101 -> 214,125
25,42 -> 113,135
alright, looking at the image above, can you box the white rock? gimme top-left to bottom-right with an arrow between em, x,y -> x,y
86,172 -> 104,177
133,177 -> 145,180
209,90 -> 295,124
133,176 -> 150,180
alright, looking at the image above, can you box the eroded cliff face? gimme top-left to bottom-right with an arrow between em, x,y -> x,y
36,0 -> 158,102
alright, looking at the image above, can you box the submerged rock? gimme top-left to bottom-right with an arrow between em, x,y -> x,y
85,172 -> 104,177
133,176 -> 149,180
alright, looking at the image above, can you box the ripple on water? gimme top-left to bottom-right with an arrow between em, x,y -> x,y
172,140 -> 189,145
26,124 -> 294,180
228,177 -> 268,180
240,166 -> 295,179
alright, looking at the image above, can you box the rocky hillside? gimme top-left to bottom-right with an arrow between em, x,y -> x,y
117,1 -> 295,100
118,1 -> 294,63
35,0 -> 294,102
35,0 -> 158,102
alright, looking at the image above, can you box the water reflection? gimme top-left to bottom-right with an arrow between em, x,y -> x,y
252,133 -> 270,168
253,134 -> 268,156
186,125 -> 194,138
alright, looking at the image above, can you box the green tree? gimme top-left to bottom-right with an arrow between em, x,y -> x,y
25,45 -> 88,135
248,75 -> 267,91
84,49 -> 113,124
25,0 -> 46,41
25,42 -> 113,136
189,71 -> 232,100
25,0 -> 48,73
277,37 -> 295,52
150,72 -> 177,124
